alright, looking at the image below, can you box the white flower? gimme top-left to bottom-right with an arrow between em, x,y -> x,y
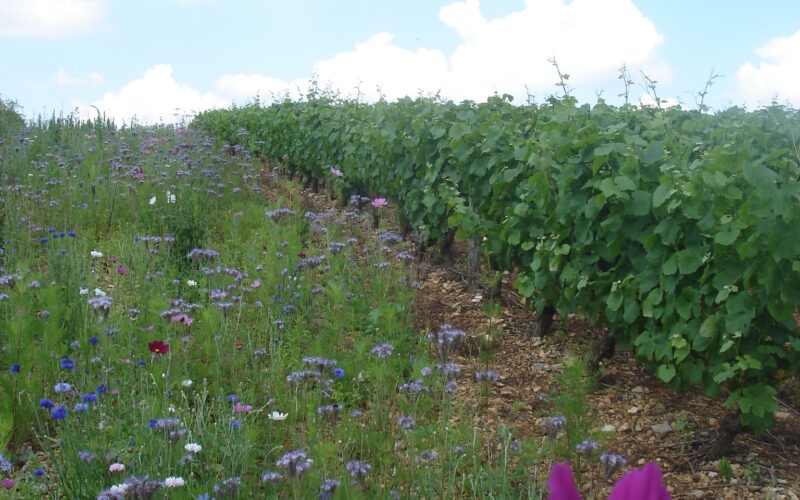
167,191 -> 176,204
90,250 -> 103,258
184,442 -> 202,453
186,280 -> 197,287
149,196 -> 156,205
164,476 -> 185,488
268,411 -> 288,421
108,484 -> 129,495
94,288 -> 106,297
181,379 -> 193,387
79,287 -> 89,295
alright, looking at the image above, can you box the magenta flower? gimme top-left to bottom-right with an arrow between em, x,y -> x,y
547,462 -> 581,500
116,265 -> 128,275
330,166 -> 343,178
609,463 -> 670,500
371,198 -> 388,208
1,478 -> 17,489
547,462 -> 670,500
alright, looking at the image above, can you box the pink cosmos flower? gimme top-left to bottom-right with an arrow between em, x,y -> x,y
547,462 -> 670,500
330,167 -> 343,178
109,463 -> 125,472
251,279 -> 261,289
235,402 -> 253,414
171,314 -> 193,326
371,198 -> 388,208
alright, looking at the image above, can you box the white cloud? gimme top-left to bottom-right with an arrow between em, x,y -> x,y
89,64 -> 229,124
737,29 -> 800,108
0,0 -> 107,37
313,33 -> 452,101
56,69 -> 104,87
307,0 -> 665,103
445,0 -> 665,100
214,74 -> 303,101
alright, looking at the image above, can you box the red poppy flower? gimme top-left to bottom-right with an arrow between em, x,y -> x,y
148,340 -> 169,355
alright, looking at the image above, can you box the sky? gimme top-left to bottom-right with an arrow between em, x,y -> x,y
1,0 -> 799,124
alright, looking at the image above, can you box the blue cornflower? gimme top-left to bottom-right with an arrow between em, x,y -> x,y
333,368 -> 345,379
68,231 -> 76,238
39,237 -> 49,244
229,419 -> 240,430
10,364 -> 20,373
227,394 -> 239,403
54,382 -> 72,393
33,468 -> 45,477
73,403 -> 88,412
96,384 -> 106,395
89,336 -> 99,345
60,357 -> 74,370
39,399 -> 54,409
82,393 -> 98,403
50,405 -> 67,420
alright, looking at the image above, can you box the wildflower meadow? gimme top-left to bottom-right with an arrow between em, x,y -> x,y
0,106 -> 633,499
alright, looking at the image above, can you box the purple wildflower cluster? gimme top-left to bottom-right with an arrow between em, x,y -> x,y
399,379 -> 429,395
97,475 -> 164,499
286,369 -> 322,386
276,449 -> 312,479
428,324 -> 466,364
474,369 -> 500,384
397,414 -> 416,430
265,207 -> 296,220
370,342 -> 393,360
186,248 -> 219,261
302,356 -> 338,374
346,459 -> 371,485
541,415 -> 567,439
148,418 -> 187,442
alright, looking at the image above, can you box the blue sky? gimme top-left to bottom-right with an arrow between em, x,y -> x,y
2,0 -> 799,123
